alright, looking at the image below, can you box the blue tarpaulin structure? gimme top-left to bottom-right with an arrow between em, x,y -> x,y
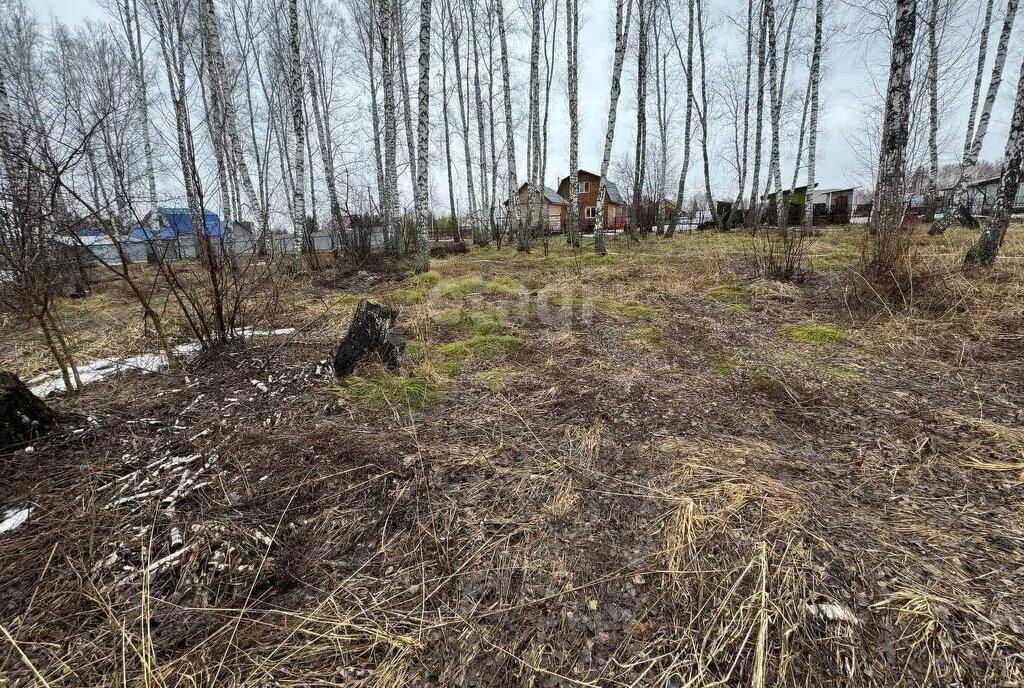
129,208 -> 225,240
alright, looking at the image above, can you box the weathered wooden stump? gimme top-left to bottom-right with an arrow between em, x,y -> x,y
1,371 -> 57,452
333,300 -> 406,377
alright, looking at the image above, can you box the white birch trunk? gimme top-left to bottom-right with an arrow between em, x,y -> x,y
871,0 -> 918,262
395,0 -> 418,186
631,0 -> 650,238
566,0 -> 580,244
380,0 -> 403,253
496,0 -> 519,243
471,15 -> 490,245
804,0 -> 823,231
924,0 -> 939,222
669,0 -> 695,236
287,0 -> 309,253
413,0 -> 431,272
594,0 -> 634,254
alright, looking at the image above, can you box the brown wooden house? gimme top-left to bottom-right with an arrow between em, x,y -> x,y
555,170 -> 627,232
511,183 -> 567,233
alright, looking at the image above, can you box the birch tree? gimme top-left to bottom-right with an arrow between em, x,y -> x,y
923,0 -> 939,221
804,0 -> 824,231
630,0 -> 650,238
565,0 -> 580,245
594,0 -> 634,255
470,3 -> 490,245
380,0 -> 403,252
438,4 -> 460,241
413,0 -> 431,271
496,0 -> 519,244
870,0 -> 918,270
749,0 -> 767,229
446,0 -> 477,241
930,0 -> 1018,234
118,0 -> 158,224
395,0 -> 418,186
695,0 -> 720,228
729,0 -> 756,227
667,0 -> 694,237
286,0 -> 310,257
522,0 -> 543,251
966,56 -> 1024,265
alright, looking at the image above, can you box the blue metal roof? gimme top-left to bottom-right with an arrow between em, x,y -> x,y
129,208 -> 225,240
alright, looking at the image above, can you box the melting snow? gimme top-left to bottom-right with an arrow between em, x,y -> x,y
28,328 -> 293,396
0,507 -> 32,534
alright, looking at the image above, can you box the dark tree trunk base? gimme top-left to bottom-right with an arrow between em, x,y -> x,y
1,371 -> 57,453
333,300 -> 406,377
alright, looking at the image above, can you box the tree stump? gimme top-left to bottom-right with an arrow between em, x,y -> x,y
1,371 -> 57,453
332,300 -> 406,377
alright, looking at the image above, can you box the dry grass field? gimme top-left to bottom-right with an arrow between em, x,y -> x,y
2,224 -> 1023,686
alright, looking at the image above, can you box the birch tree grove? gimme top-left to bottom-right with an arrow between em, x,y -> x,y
594,0 -> 633,255
966,56 -> 1024,265
413,0 -> 431,271
931,0 -> 1019,234
870,0 -> 918,271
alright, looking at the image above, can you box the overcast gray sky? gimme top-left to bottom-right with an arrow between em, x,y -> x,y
24,0 -> 1017,206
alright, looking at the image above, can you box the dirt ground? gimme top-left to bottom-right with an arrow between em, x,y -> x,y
2,225 -> 1023,686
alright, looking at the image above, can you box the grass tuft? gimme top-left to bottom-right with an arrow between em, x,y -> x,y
780,322 -> 846,344
707,284 -> 753,306
595,297 -> 659,319
475,366 -> 515,390
436,307 -> 507,334
437,275 -> 521,299
326,369 -> 446,413
439,334 -> 523,359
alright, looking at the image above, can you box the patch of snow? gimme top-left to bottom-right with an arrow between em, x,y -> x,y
232,327 -> 296,337
0,507 -> 33,534
28,328 -> 292,396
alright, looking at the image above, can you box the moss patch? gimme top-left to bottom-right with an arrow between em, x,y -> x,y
780,323 -> 846,344
440,334 -> 524,360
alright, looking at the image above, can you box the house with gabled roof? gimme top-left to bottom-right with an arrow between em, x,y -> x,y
555,170 -> 627,232
128,208 -> 226,241
513,183 -> 567,233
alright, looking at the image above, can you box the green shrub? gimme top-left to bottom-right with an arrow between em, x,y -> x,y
780,323 -> 846,344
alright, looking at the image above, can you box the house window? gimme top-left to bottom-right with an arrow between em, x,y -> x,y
581,181 -> 591,194
585,206 -> 596,219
